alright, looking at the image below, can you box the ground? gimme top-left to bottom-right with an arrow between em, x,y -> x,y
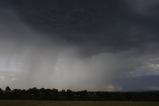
0,101 -> 159,106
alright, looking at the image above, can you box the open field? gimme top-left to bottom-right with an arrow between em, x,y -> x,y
0,101 -> 159,106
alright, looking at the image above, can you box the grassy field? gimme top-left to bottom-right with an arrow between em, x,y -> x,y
0,101 -> 159,106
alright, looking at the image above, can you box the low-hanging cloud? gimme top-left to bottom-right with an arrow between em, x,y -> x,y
0,0 -> 159,91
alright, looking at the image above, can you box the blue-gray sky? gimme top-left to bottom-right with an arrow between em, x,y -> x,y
0,0 -> 159,91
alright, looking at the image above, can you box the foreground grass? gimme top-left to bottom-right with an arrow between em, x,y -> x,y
0,101 -> 159,106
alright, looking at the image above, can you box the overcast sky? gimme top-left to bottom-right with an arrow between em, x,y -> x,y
0,0 -> 159,91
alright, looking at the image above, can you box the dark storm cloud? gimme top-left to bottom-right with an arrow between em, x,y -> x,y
10,0 -> 159,52
13,0 -> 125,33
0,0 -> 159,91
11,0 -> 133,51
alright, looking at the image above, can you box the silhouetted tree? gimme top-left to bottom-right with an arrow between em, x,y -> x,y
0,87 -> 159,101
5,86 -> 11,92
0,88 -> 2,93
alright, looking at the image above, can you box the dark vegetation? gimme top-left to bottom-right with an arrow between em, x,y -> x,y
0,86 -> 159,101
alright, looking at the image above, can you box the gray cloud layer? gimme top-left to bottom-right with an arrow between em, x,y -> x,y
0,0 -> 159,91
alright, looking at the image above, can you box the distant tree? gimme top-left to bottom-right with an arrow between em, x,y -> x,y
66,89 -> 73,98
67,89 -> 72,93
0,88 -> 3,95
28,87 -> 39,98
61,89 -> 66,93
52,88 -> 58,93
5,86 -> 11,92
0,88 -> 2,92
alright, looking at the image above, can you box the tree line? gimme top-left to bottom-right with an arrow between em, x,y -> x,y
0,86 -> 159,101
